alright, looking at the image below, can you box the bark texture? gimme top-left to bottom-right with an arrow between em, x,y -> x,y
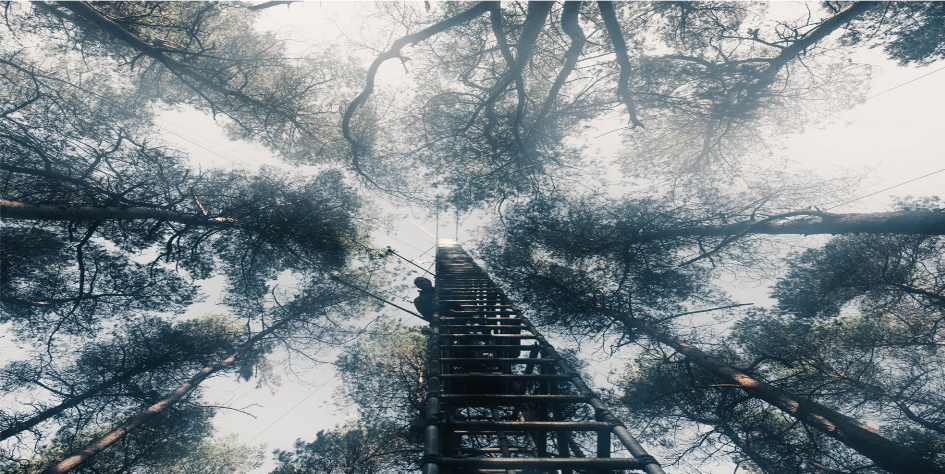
636,210 -> 945,242
40,318 -> 291,474
1,199 -> 237,228
0,361 -> 162,441
610,310 -> 944,474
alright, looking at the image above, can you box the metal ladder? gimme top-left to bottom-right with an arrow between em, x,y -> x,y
420,242 -> 666,474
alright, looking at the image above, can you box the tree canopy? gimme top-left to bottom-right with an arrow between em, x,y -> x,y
2,1 -> 944,473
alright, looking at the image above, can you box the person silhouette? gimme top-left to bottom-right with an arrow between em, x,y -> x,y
413,276 -> 435,322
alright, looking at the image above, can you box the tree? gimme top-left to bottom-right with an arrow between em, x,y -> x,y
0,315 -> 242,443
29,1 -> 358,164
33,279 -> 359,474
774,232 -> 945,319
271,419 -> 416,474
0,165 -> 364,337
735,309 -> 945,438
1,403 -> 215,474
478,192 -> 945,473
5,2 -> 945,473
1,19 -> 366,336
2,5 -> 376,471
596,298 -> 941,473
615,300 -> 945,474
2,1 -> 365,262
838,2 -> 945,65
334,320 -> 427,427
135,434 -> 265,474
271,320 -> 425,474
336,1 -> 885,204
0,227 -> 197,339
615,343 -> 823,474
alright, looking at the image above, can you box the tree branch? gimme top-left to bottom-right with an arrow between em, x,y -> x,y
246,1 -> 298,11
736,2 -> 877,107
49,2 -> 301,124
532,1 -> 587,129
602,306 -> 941,474
598,1 -> 644,127
341,2 -> 492,186
1,199 -> 238,228
633,210 -> 945,244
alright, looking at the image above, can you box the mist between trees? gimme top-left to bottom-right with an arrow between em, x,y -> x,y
1,2 -> 944,473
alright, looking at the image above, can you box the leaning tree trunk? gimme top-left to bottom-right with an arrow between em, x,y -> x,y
609,310 -> 944,474
0,360 -> 164,441
634,210 -> 945,243
0,199 -> 238,228
39,316 -> 295,474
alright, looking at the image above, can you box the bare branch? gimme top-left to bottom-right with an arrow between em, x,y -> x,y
341,2 -> 493,186
533,1 -> 587,129
246,1 -> 298,11
48,2 -> 302,124
598,1 -> 644,127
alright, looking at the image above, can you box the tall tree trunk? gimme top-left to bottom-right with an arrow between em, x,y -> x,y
609,310 -> 944,474
39,317 -> 294,474
532,1 -> 586,127
760,2 -> 877,69
0,163 -> 160,209
633,210 -> 945,243
0,361 -> 163,441
0,199 -> 237,228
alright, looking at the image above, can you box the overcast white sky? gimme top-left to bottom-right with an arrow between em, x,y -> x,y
149,3 -> 945,472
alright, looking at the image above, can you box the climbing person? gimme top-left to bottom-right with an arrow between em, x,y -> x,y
413,276 -> 435,322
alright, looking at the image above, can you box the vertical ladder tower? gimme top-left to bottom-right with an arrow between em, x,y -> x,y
421,241 -> 666,474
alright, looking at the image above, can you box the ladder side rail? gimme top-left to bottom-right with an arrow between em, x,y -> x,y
517,315 -> 667,474
430,243 -> 666,474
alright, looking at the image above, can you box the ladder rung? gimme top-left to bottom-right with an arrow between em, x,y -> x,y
456,447 -> 532,454
439,324 -> 526,329
440,394 -> 587,404
439,457 -> 645,469
459,304 -> 518,311
442,344 -> 538,350
441,358 -> 553,364
439,292 -> 504,295
445,421 -> 610,432
440,374 -> 570,380
440,334 -> 534,339
439,317 -> 523,321
440,298 -> 509,302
